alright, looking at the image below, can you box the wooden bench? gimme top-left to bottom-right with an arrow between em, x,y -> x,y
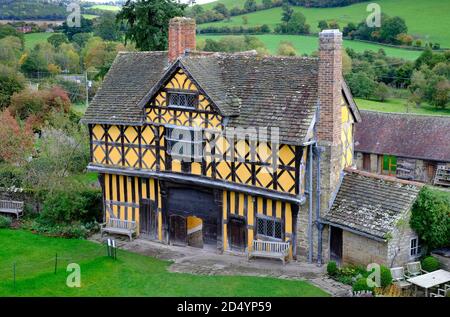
248,240 -> 290,265
101,218 -> 137,241
0,200 -> 24,219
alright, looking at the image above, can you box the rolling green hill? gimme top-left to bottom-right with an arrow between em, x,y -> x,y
198,34 -> 422,60
200,0 -> 450,48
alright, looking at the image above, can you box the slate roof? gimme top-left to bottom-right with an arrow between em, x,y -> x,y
323,169 -> 421,240
355,110 -> 450,162
83,50 -> 357,145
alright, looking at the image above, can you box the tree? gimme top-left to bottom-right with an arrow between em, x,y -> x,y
346,72 -> 376,99
62,16 -> 93,40
21,42 -> 56,74
0,25 -> 24,46
380,16 -> 407,44
287,12 -> 309,34
0,64 -> 25,109
116,0 -> 187,51
47,34 -> 68,48
410,187 -> 450,251
262,0 -> 273,9
94,12 -> 121,41
244,0 -> 257,13
0,36 -> 23,67
277,41 -> 296,56
281,3 -> 293,23
213,3 -> 229,19
318,20 -> 328,31
0,109 -> 33,165
372,82 -> 390,102
72,33 -> 92,48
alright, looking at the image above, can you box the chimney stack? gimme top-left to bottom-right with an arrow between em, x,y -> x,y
168,17 -> 196,63
317,29 -> 342,144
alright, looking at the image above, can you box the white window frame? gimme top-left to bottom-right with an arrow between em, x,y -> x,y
409,236 -> 421,258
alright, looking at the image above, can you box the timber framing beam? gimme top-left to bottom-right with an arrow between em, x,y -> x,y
87,164 -> 306,205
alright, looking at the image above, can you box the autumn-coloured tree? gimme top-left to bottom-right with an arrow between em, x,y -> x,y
0,109 -> 34,165
9,86 -> 71,124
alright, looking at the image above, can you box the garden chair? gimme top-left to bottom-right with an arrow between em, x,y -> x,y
390,267 -> 411,289
405,261 -> 428,277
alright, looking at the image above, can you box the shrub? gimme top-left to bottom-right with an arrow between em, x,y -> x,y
38,187 -> 102,226
31,220 -> 90,239
380,265 -> 393,288
327,261 -> 338,276
0,215 -> 12,228
0,163 -> 24,188
352,277 -> 374,293
421,256 -> 440,272
410,187 -> 450,250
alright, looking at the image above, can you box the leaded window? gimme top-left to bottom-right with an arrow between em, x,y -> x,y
166,126 -> 204,161
168,92 -> 197,108
256,216 -> 283,240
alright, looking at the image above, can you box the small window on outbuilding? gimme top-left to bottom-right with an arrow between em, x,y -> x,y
410,237 -> 421,258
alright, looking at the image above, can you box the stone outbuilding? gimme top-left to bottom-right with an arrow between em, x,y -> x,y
354,110 -> 450,187
322,169 -> 423,267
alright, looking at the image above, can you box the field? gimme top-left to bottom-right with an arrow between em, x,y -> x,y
355,98 -> 450,116
0,229 -> 328,297
89,4 -> 121,12
82,14 -> 99,20
198,34 -> 422,60
24,32 -> 57,50
201,0 -> 450,48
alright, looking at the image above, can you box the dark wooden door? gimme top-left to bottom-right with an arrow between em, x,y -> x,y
363,153 -> 370,171
139,199 -> 157,239
228,217 -> 246,251
330,226 -> 343,263
169,215 -> 187,246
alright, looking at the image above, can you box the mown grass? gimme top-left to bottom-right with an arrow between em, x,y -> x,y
0,229 -> 328,297
200,0 -> 450,48
198,33 -> 422,60
355,98 -> 450,116
24,32 -> 58,50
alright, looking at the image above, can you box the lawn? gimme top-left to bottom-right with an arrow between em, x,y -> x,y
24,32 -> 58,50
200,0 -> 450,48
355,98 -> 450,116
198,34 -> 422,60
0,229 -> 328,297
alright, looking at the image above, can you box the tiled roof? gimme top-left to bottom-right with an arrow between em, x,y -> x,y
82,51 -> 355,145
323,169 -> 421,240
355,110 -> 450,162
82,51 -> 169,125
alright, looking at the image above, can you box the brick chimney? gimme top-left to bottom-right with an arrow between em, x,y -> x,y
168,17 -> 196,63
317,29 -> 342,144
317,30 -> 343,230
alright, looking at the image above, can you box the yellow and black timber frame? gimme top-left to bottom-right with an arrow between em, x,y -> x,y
83,18 -> 360,262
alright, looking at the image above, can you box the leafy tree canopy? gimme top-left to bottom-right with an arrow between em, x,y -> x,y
117,0 -> 187,51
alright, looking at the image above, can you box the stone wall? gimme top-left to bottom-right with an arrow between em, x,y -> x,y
342,231 -> 388,266
387,213 -> 419,267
